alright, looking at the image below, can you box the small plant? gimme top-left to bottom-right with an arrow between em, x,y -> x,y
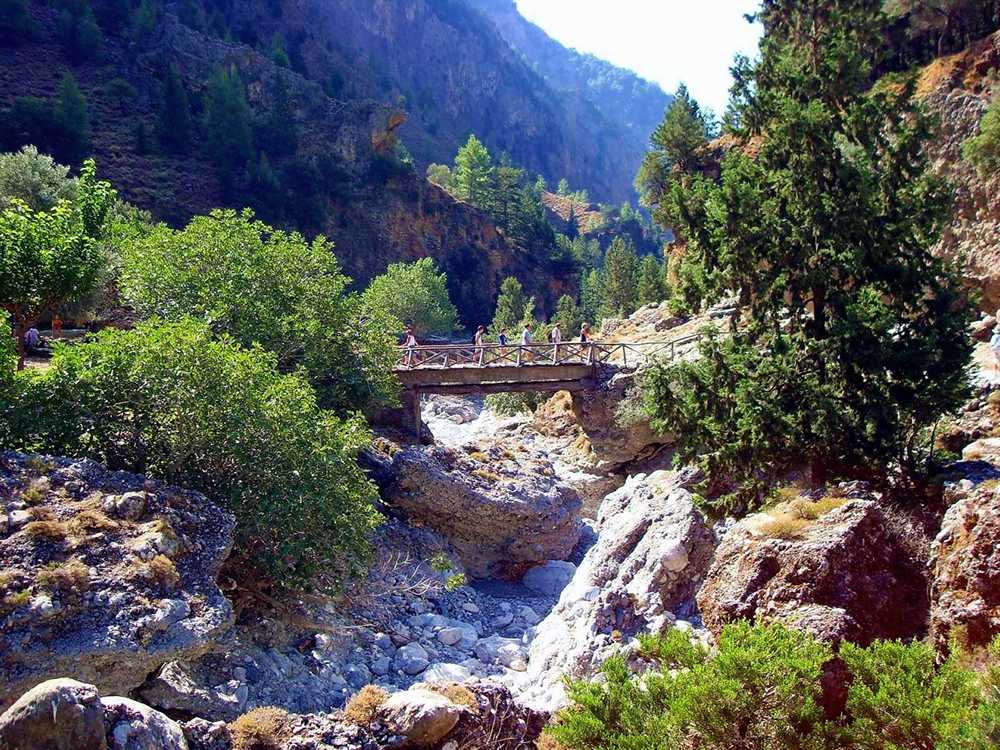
140,554 -> 180,592
36,559 -> 90,594
472,468 -> 500,483
790,496 -> 847,520
25,456 -> 54,475
230,707 -> 288,750
429,552 -> 455,574
343,685 -> 388,726
69,508 -> 120,534
2,589 -> 31,611
756,512 -> 809,539
468,451 -> 488,463
445,572 -> 468,592
18,482 -> 46,505
427,683 -> 478,711
23,519 -> 69,541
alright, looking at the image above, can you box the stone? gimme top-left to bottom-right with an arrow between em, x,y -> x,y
929,481 -> 1000,651
140,662 -> 241,721
496,641 -> 528,672
422,663 -> 473,683
522,560 -> 577,596
377,688 -> 465,748
436,627 -> 465,647
383,445 -> 582,578
101,696 -> 188,750
971,314 -> 997,341
371,657 -> 391,676
0,678 -> 106,750
394,643 -> 430,675
180,719 -> 229,750
344,663 -> 371,690
523,469 -> 715,709
962,437 -> 1000,463
697,499 -> 928,646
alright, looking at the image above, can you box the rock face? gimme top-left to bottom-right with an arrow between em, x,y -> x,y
0,678 -> 106,750
697,499 -> 928,645
930,481 -> 1000,650
523,470 -> 715,707
382,444 -> 582,578
0,453 -> 235,711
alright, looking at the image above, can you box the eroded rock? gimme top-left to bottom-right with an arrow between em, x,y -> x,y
0,678 -> 106,750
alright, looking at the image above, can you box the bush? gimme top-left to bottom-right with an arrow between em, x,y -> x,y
963,95 -> 1000,177
0,145 -> 76,211
548,622 -> 1000,750
8,319 -> 382,588
118,208 -> 398,415
362,257 -> 460,337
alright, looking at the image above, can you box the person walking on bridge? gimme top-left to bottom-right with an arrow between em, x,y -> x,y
549,323 -> 561,363
474,325 -> 486,365
519,324 -> 533,366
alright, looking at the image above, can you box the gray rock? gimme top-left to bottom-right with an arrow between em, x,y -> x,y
371,656 -> 391,676
102,696 -> 188,750
180,719 -> 229,750
0,678 -> 107,750
139,661 -> 241,722
394,643 -> 430,675
344,663 -> 371,690
522,560 -> 577,596
436,627 -> 465,647
421,663 -> 473,683
378,688 -> 465,748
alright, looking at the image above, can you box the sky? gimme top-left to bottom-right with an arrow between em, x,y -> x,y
514,0 -> 763,116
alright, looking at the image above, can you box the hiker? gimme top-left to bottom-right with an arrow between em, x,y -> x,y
51,314 -> 63,339
991,323 -> 1000,367
23,327 -> 40,353
498,330 -> 508,347
474,325 -> 486,364
580,322 -> 591,342
549,323 -> 561,362
519,324 -> 533,365
401,325 -> 418,349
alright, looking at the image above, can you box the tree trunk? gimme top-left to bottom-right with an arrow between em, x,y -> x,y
810,455 -> 827,489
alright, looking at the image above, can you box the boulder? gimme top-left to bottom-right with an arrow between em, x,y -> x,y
522,560 -> 576,597
971,315 -> 997,342
377,688 -> 465,748
962,437 -> 1000,463
139,662 -> 241,722
697,499 -> 928,645
523,469 -> 715,707
180,720 -> 229,750
0,678 -> 106,750
0,453 -> 235,711
929,482 -> 1000,650
421,663 -> 473,683
394,643 -> 430,676
101,697 -> 188,750
383,445 -> 582,578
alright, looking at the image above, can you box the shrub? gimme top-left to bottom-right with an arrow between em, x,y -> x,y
36,559 -> 90,593
231,707 -> 287,750
757,512 -> 809,539
791,496 -> 847,520
23,519 -> 69,541
550,622 -> 1000,750
362,257 -> 460,337
9,319 -> 382,588
140,554 -> 180,592
963,95 -> 1000,177
118,208 -> 397,414
427,683 -> 478,711
0,145 -> 76,211
343,685 -> 388,726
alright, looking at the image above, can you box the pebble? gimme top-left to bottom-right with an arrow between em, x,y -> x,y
462,602 -> 480,614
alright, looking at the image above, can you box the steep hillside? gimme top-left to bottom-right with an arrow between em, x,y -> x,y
0,1 -> 577,324
468,0 -> 671,192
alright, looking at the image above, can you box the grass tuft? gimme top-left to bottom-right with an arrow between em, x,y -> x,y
472,468 -> 500,483
426,683 -> 478,712
36,559 -> 90,594
231,707 -> 288,750
343,685 -> 388,726
757,512 -> 809,540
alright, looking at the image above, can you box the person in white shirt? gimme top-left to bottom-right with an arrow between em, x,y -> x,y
991,324 -> 1000,367
549,324 -> 561,362
519,325 -> 532,365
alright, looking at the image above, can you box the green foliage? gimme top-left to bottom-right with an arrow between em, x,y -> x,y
426,163 -> 456,192
641,1 -> 974,508
103,77 -> 138,109
453,134 -> 494,207
0,159 -> 114,367
580,268 -> 603,326
485,391 -> 542,416
552,294 -> 584,338
550,622 -> 1000,750
963,94 -> 1000,177
257,75 -> 297,160
362,258 -> 460,337
0,146 -> 76,212
636,253 -> 667,307
600,237 -> 639,319
490,276 -> 532,336
202,67 -> 254,188
118,208 -> 398,414
9,319 -> 381,587
58,0 -> 103,63
54,73 -> 90,165
158,64 -> 193,154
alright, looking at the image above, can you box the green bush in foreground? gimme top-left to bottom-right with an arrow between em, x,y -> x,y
9,318 -> 381,588
546,622 -> 1000,750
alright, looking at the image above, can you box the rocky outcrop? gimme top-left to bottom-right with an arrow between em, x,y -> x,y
697,497 -> 929,645
0,678 -> 107,750
0,452 -> 235,711
523,469 -> 715,708
930,480 -> 1000,651
381,443 -> 582,578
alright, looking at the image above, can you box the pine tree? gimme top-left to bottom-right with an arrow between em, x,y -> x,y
552,294 -> 584,338
580,268 -> 603,326
203,66 -> 254,190
54,72 -> 89,164
158,64 -> 192,153
260,74 -> 297,159
643,0 -> 974,508
491,276 -> 529,337
565,204 -> 579,240
600,237 -> 639,319
453,134 -> 493,208
637,253 -> 666,306
556,177 -> 570,196
492,163 -> 523,233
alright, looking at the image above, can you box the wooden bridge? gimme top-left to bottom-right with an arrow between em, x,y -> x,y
393,336 -> 702,435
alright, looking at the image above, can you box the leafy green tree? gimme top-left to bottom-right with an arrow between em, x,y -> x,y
963,95 -> 1000,176
453,134 -> 493,208
157,64 -> 193,154
362,258 -> 460,337
0,145 -> 76,211
0,159 -> 114,368
600,237 -> 639,319
58,0 -> 103,63
54,73 -> 89,164
202,67 -> 254,189
12,318 -> 382,589
637,253 -> 667,306
426,163 -> 456,193
580,267 -> 603,325
552,294 -> 584,338
642,0 -> 974,509
118,208 -> 398,414
490,275 -> 531,336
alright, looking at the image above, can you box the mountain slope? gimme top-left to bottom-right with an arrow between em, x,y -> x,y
468,0 -> 672,196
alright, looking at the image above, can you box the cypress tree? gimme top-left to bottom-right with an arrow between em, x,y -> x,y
158,63 -> 192,153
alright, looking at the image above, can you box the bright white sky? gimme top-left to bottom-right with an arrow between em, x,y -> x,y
514,0 -> 763,116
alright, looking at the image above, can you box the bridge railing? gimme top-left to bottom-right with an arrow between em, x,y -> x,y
396,334 -> 704,370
